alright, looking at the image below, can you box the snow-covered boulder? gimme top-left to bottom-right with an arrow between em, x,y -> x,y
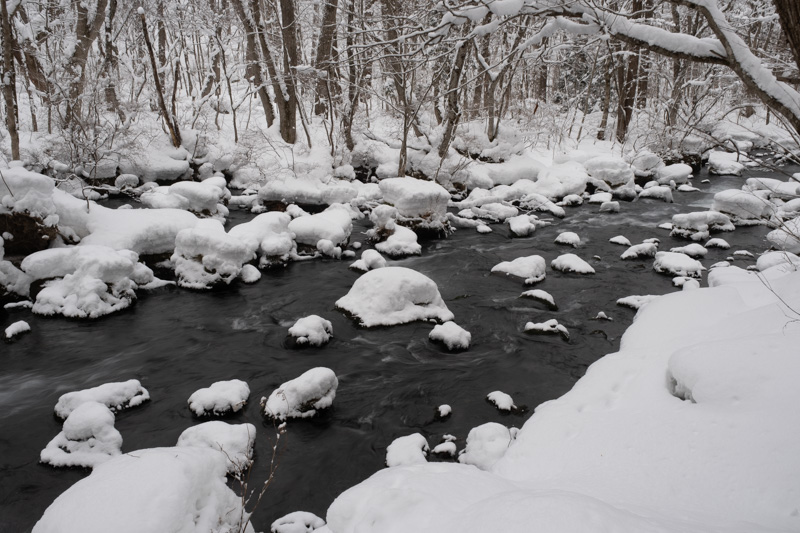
54,379 -> 150,419
469,202 -> 518,222
518,193 -> 565,218
671,211 -> 734,241
620,243 -> 657,260
458,422 -> 513,471
40,401 -> 123,468
609,235 -> 631,246
288,315 -> 333,346
767,217 -> 800,253
712,189 -> 772,223
584,156 -> 634,188
172,219 -> 252,289
551,254 -> 595,274
429,321 -> 471,350
379,177 -> 450,230
263,367 -> 338,420
350,249 -> 387,272
187,379 -> 250,416
228,211 -> 295,265
506,214 -> 541,237
653,251 -> 705,278
4,320 -> 30,339
486,391 -> 515,411
655,164 -> 692,185
708,151 -> 745,176
258,176 -> 358,207
491,256 -> 546,285
271,512 -> 326,533
336,267 -> 453,327
140,180 -> 228,218
705,238 -> 730,249
176,421 -> 256,474
524,319 -> 569,340
554,232 -> 580,247
638,185 -> 673,203
670,243 -> 708,258
32,447 -> 254,533
288,204 -> 353,248
520,289 -> 557,310
386,433 -> 430,467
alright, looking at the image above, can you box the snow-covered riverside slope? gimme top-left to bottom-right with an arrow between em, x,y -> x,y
2,147 -> 800,532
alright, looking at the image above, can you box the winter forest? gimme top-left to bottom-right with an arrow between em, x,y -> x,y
2,0 -> 800,532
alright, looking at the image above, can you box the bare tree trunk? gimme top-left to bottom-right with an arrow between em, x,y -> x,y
313,0 -> 340,116
597,57 -> 612,140
63,0 -> 109,128
773,0 -> 800,73
439,40 -> 472,158
140,9 -> 181,148
1,0 -> 19,159
102,0 -> 125,122
277,0 -> 299,143
230,0 -> 275,126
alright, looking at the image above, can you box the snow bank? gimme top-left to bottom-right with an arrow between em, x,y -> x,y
172,219 -> 252,288
429,321 -> 471,350
40,401 -> 122,468
176,421 -> 255,473
33,447 -> 253,533
263,367 -> 338,420
491,256 -> 546,285
336,267 -> 453,327
0,166 -> 57,220
272,512 -> 326,533
386,433 -> 429,467
187,379 -> 250,416
288,315 -> 333,346
55,379 -> 150,419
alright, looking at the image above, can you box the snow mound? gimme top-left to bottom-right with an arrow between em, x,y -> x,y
271,512 -> 326,533
336,267 -> 453,327
670,243 -> 708,258
757,251 -> 800,273
653,252 -> 704,278
172,219 -> 252,289
588,192 -> 612,204
524,319 -> 569,340
708,151 -> 745,176
375,225 -> 421,257
258,176 -> 357,207
705,238 -> 730,249
386,433 -> 430,467
506,214 -> 541,237
55,379 -> 150,419
620,243 -> 657,260
140,180 -> 228,217
33,447 -> 253,533
519,289 -> 556,310
379,177 -> 450,230
609,235 -> 631,246
767,217 -> 800,253
187,379 -> 250,416
655,164 -> 692,185
40,401 -> 122,468
599,201 -> 620,213
638,185 -> 673,203
289,204 -> 353,248
712,189 -> 772,222
458,422 -> 513,471
288,315 -> 333,346
616,294 -> 660,310
491,256 -> 546,284
554,231 -> 580,247
583,156 -> 634,188
518,193 -> 565,218
5,320 -> 30,339
429,321 -> 471,350
486,391 -> 515,411
263,367 -> 338,420
176,421 -> 255,474
551,254 -> 595,274
469,202 -> 518,222
228,211 -> 295,265
671,211 -> 734,241
350,249 -> 387,272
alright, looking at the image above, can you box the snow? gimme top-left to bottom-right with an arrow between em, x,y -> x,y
554,231 -> 580,247
375,225 -> 421,257
705,238 -> 730,249
671,211 -> 734,241
429,321 -> 471,350
519,289 -> 556,309
458,422 -> 513,471
386,433 -> 429,467
524,319 -> 569,340
263,367 -> 338,420
187,379 -> 250,416
491,255 -> 546,284
486,391 -> 515,411
40,401 -> 122,468
551,254 -> 595,274
712,189 -> 772,222
518,193 -> 565,218
140,180 -> 228,217
258,176 -> 357,207
4,320 -> 30,339
379,177 -> 450,229
54,379 -> 150,419
289,204 -> 353,247
172,219 -> 252,289
670,243 -> 708,257
583,156 -> 634,188
271,512 -> 326,533
0,166 -> 57,220
469,202 -> 518,222
506,214 -> 540,237
288,315 -> 333,346
599,201 -> 620,213
637,185 -> 673,203
432,441 -> 458,456
708,151 -> 746,176
655,163 -> 692,185
620,242 -> 657,260
336,267 -> 454,327
609,235 -> 631,246
349,249 -> 387,272
767,216 -> 800,253
653,251 -> 705,278
757,251 -> 800,272
33,447 -> 253,533
176,421 -> 255,474
228,211 -> 295,264
240,264 -> 261,283
616,294 -> 660,310
587,192 -> 612,204
437,405 -> 452,418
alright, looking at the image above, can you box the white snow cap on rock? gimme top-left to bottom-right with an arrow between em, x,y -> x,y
187,379 -> 250,416
708,151 -> 745,176
609,235 -> 631,246
271,511 -> 326,533
429,321 -> 471,350
670,243 -> 708,258
551,253 -> 595,274
176,421 -> 256,474
33,447 -> 254,533
55,379 -> 150,419
458,422 -> 513,471
375,225 -> 421,257
712,189 -> 773,222
524,319 -> 569,340
40,401 -> 123,468
620,243 -> 657,260
386,433 -> 430,467
554,231 -> 581,247
228,211 -> 295,264
491,255 -> 546,285
705,238 -> 730,249
506,214 -> 540,237
172,219 -> 252,289
653,251 -> 705,278
583,156 -> 634,188
767,216 -> 800,254
671,211 -> 734,241
379,177 -> 450,228
655,164 -> 692,185
638,185 -> 673,203
140,180 -> 228,217
288,315 -> 333,346
336,267 -> 453,327
263,367 -> 338,420
349,249 -> 387,272
289,204 -> 353,247
617,294 -> 660,310
487,391 -> 515,411
520,289 -> 556,309
4,320 -> 30,339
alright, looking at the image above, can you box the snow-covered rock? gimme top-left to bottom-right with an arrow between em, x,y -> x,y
336,267 -> 453,327
187,380 -> 250,416
288,315 -> 333,346
609,235 -> 631,246
671,211 -> 734,241
551,254 -> 595,274
271,512 -> 326,533
40,401 -> 122,468
375,225 -> 421,257
767,217 -> 800,254
379,177 -> 450,229
55,379 -> 150,419
705,238 -> 730,249
554,231 -> 580,247
519,289 -> 556,310
655,164 -> 692,185
620,243 -> 657,260
584,156 -> 634,188
712,189 -> 772,223
263,367 -> 338,420
708,151 -> 746,176
4,320 -> 30,339
486,391 -> 515,411
616,294 -> 660,310
491,256 -> 546,285
176,421 -> 255,473
172,219 -> 252,289
429,321 -> 471,350
670,243 -> 708,258
638,185 -> 673,203
599,201 -> 620,213
653,252 -> 705,278
349,249 -> 387,272
386,433 -> 429,467
524,319 -> 569,340
228,211 -> 295,265
140,180 -> 228,218
289,204 -> 352,248
458,422 -> 513,471
506,214 -> 541,237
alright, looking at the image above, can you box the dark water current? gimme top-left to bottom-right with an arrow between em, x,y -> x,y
0,164 -> 794,532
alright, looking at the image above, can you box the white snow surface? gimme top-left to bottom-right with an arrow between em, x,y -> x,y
187,379 -> 250,416
336,267 -> 453,327
54,379 -> 150,419
375,225 -> 421,257
637,185 -> 673,203
708,151 -> 746,175
671,211 -> 734,241
551,254 -> 595,274
583,156 -> 634,187
326,265 -> 800,533
519,288 -> 556,309
655,163 -> 692,185
486,391 -> 515,411
491,255 -> 546,284
616,294 -> 660,310
670,243 -> 708,257
176,421 -> 256,474
386,433 -> 430,467
429,321 -> 471,350
712,189 -> 772,221
653,251 -> 705,278
33,447 -> 253,533
288,315 -> 333,346
289,204 -> 353,247
40,401 -> 122,468
140,179 -> 228,217
767,216 -> 800,253
609,235 -> 631,246
228,211 -> 295,264
263,367 -> 338,420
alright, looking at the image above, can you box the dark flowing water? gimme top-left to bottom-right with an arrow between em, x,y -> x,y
0,166 -> 790,532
